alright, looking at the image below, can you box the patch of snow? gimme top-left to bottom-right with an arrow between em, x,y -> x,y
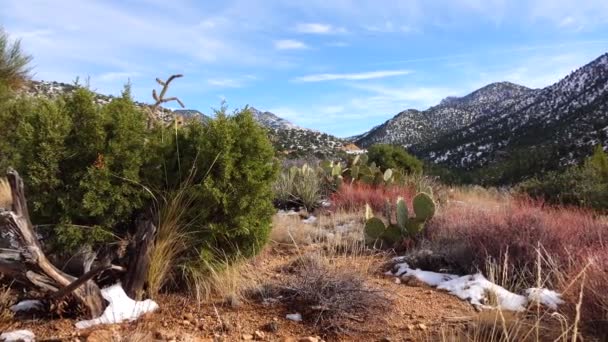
525,288 -> 564,310
10,299 -> 42,312
302,215 -> 317,224
286,313 -> 302,322
277,210 -> 299,216
391,262 -> 563,312
0,330 -> 35,342
75,284 -> 159,329
320,200 -> 331,208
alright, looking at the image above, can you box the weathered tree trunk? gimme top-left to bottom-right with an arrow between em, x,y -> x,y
0,168 -> 106,318
123,215 -> 156,299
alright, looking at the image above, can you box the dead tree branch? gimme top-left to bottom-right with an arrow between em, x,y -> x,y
0,168 -> 106,318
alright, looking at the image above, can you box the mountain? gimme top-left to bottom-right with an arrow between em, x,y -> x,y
354,52 -> 608,181
249,107 -> 301,130
20,80 -> 347,158
354,82 -> 537,148
248,107 -> 346,158
417,53 -> 608,172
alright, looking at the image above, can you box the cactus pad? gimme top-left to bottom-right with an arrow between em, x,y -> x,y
364,217 -> 385,239
413,192 -> 435,221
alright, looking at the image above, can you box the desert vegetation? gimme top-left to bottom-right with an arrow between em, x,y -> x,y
1,29 -> 607,342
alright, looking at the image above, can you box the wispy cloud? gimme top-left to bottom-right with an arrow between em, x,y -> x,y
294,70 -> 412,82
274,39 -> 309,50
326,41 -> 349,47
207,75 -> 257,88
295,23 -> 347,34
364,21 -> 417,33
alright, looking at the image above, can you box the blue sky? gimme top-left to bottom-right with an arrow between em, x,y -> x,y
2,0 -> 608,137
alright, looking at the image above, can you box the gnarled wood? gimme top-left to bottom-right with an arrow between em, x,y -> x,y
0,168 -> 106,318
123,215 -> 156,299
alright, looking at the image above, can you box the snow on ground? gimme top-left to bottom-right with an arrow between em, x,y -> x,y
525,288 -> 564,310
75,284 -> 159,329
10,299 -> 42,312
0,330 -> 35,342
390,261 -> 563,312
286,313 -> 303,322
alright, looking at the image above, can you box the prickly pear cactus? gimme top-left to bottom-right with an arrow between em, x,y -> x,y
363,192 -> 436,248
364,217 -> 385,240
413,192 -> 435,221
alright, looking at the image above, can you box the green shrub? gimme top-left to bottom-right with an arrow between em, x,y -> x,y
0,86 -> 149,249
147,106 -> 278,262
519,145 -> 608,210
367,144 -> 423,174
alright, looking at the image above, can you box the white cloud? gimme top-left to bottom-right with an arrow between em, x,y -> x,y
326,41 -> 349,47
295,23 -> 347,34
294,70 -> 412,82
274,39 -> 309,50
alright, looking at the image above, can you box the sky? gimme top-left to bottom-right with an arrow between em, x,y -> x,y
2,0 -> 608,137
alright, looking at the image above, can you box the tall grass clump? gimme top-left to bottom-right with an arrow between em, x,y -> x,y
0,177 -> 10,209
0,28 -> 32,90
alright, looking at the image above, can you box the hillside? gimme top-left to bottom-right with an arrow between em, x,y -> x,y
353,52 -> 608,181
354,82 -> 537,148
417,53 -> 608,172
20,81 -> 346,158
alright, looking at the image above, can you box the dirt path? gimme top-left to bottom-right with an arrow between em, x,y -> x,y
2,245 -> 480,341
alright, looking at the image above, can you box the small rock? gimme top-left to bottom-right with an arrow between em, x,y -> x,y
226,293 -> 242,308
184,312 -> 195,321
242,334 -> 254,340
221,321 -> 234,332
182,319 -> 192,326
406,324 -> 415,331
417,323 -> 428,331
254,330 -> 265,340
394,277 -> 401,284
262,321 -> 279,332
298,337 -> 318,342
87,328 -> 121,342
155,329 -> 176,341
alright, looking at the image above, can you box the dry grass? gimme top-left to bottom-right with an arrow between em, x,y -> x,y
182,256 -> 261,305
146,185 -> 194,298
0,177 -> 11,209
0,282 -> 14,323
270,213 -> 325,246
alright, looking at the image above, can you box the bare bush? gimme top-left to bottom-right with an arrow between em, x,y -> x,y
279,254 -> 391,333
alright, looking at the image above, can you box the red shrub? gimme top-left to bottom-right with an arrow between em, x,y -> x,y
427,197 -> 608,326
330,182 -> 416,213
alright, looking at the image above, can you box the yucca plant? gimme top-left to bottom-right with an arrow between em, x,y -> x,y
0,28 -> 32,90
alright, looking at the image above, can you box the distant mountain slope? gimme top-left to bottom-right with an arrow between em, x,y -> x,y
248,107 -> 345,158
354,82 -> 537,148
418,53 -> 608,171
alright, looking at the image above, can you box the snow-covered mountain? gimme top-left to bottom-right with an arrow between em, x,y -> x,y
354,82 -> 537,148
248,107 -> 345,158
354,52 -> 608,176
417,53 -> 608,171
